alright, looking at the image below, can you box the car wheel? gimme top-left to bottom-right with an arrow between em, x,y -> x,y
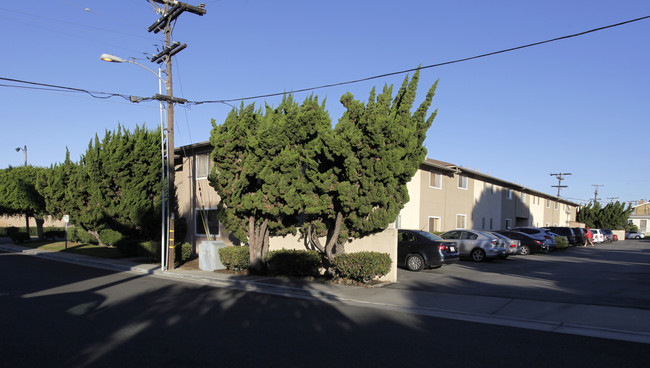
636,236 -> 641,239
471,248 -> 486,262
405,254 -> 425,272
520,245 -> 530,255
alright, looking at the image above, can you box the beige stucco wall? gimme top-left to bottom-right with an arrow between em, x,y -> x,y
269,228 -> 398,282
473,181 -> 502,231
400,171 -> 422,230
0,214 -> 65,228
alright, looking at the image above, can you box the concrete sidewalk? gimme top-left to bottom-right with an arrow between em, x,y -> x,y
2,240 -> 650,344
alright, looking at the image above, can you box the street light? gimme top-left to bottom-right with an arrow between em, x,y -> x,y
15,145 -> 27,166
101,53 -> 170,271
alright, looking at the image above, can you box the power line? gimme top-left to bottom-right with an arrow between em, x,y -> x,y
0,76 -> 138,101
192,14 -> 650,105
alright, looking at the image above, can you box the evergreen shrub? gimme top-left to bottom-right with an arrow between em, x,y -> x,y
219,246 -> 250,272
175,242 -> 193,262
264,249 -> 323,276
100,229 -> 124,246
332,251 -> 391,283
138,240 -> 161,261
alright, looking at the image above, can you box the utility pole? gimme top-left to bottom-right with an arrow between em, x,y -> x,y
607,197 -> 619,203
592,184 -> 604,204
148,0 -> 205,271
550,172 -> 571,198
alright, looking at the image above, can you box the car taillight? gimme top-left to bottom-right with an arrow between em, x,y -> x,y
544,235 -> 552,240
438,244 -> 448,251
510,243 -> 517,248
533,240 -> 542,245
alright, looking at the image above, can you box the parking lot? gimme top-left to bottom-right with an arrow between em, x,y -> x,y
389,239 -> 650,310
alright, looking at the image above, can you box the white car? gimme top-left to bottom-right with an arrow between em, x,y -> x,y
625,231 -> 645,239
591,229 -> 605,243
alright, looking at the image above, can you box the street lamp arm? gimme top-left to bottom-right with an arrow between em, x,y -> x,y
100,53 -> 165,82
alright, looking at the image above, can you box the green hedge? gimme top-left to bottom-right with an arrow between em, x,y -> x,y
100,229 -> 124,246
331,251 -> 391,283
218,246 -> 250,272
176,242 -> 193,262
264,249 -> 323,277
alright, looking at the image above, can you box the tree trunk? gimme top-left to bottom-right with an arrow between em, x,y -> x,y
35,216 -> 44,239
248,217 -> 269,273
324,212 -> 344,262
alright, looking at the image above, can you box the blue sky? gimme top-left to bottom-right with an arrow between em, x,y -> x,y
1,0 -> 649,206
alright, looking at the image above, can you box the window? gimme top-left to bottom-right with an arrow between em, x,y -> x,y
195,208 -> 220,237
395,215 -> 401,229
546,199 -> 551,208
505,218 -> 512,229
428,217 -> 441,232
506,189 -> 513,200
196,154 -> 210,180
429,172 -> 442,189
522,193 -> 526,202
481,217 -> 486,229
456,214 -> 466,229
457,174 -> 468,190
554,201 -> 559,210
489,218 -> 494,230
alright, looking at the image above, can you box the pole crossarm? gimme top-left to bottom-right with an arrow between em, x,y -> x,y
148,1 -> 206,33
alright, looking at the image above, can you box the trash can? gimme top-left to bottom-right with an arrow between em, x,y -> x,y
198,240 -> 227,271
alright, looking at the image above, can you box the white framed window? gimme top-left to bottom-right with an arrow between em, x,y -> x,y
506,189 -> 513,200
457,174 -> 468,190
521,192 -> 526,202
428,216 -> 441,232
505,218 -> 512,229
429,172 -> 442,189
456,214 -> 467,229
554,201 -> 559,210
546,199 -> 551,208
196,154 -> 210,180
195,208 -> 220,238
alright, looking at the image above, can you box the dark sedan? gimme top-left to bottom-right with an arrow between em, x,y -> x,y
398,230 -> 460,271
496,230 -> 548,255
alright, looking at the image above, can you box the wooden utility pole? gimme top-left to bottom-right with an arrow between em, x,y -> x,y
148,0 -> 205,270
550,172 -> 571,199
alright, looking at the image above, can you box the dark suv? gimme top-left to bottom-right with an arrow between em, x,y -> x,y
545,226 -> 577,247
572,227 -> 586,246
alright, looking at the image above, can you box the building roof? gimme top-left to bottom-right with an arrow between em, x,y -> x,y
177,141 -> 579,207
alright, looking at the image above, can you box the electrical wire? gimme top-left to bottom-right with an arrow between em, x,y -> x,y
191,14 -> 650,105
0,77 -> 139,101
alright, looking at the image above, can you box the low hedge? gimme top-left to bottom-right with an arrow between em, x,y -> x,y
100,229 -> 124,246
264,249 -> 323,277
176,242 -> 193,262
219,246 -> 250,272
331,251 -> 391,283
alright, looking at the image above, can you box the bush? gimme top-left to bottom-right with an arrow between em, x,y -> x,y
100,229 -> 124,246
43,230 -> 65,240
115,238 -> 139,257
219,246 -> 250,272
68,227 -> 97,244
138,240 -> 161,261
264,249 -> 323,277
332,251 -> 391,283
9,232 -> 30,244
176,242 -> 193,262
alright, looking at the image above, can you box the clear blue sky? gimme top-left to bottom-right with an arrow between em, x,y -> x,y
1,0 -> 648,206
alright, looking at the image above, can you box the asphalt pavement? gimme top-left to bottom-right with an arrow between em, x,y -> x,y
2,237 -> 649,344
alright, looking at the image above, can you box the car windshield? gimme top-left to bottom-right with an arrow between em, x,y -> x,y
418,231 -> 443,241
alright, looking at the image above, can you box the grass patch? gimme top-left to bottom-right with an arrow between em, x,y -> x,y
23,240 -> 124,259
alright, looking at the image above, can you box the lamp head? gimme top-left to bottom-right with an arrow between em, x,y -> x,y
15,147 -> 20,152
100,53 -> 125,63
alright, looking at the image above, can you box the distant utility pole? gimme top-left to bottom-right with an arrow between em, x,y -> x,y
592,184 -> 604,204
550,172 -> 571,198
148,0 -> 205,271
607,197 -> 619,203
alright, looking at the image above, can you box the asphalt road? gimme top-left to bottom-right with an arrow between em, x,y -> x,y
390,239 -> 650,309
2,248 -> 650,368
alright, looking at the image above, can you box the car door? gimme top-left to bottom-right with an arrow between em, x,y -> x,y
397,231 -> 417,262
459,231 -> 478,256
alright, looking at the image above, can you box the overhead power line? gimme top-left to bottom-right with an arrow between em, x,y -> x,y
193,14 -> 650,105
0,76 -> 139,101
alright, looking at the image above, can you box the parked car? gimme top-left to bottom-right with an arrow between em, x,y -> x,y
511,227 -> 556,251
496,230 -> 549,255
489,232 -> 520,257
545,226 -> 577,246
590,228 -> 605,243
625,231 -> 645,239
572,227 -> 586,246
601,229 -> 615,242
439,230 -> 507,262
397,230 -> 460,271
